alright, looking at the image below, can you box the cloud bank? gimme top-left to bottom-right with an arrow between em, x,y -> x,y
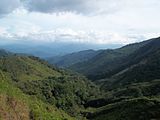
0,0 -> 122,15
0,0 -> 159,45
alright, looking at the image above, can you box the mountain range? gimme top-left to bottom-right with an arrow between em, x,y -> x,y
48,37 -> 159,83
1,37 -> 160,120
47,37 -> 160,119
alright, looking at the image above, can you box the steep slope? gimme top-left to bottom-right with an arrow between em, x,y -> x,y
69,39 -> 150,80
87,37 -> 160,90
0,55 -> 100,119
47,50 -> 102,67
0,71 -> 74,120
108,37 -> 160,88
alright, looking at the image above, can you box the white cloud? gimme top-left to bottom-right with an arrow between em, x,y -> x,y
0,27 -> 153,45
0,0 -> 160,45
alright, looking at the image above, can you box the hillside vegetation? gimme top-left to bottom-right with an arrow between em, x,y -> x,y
0,71 -> 74,120
47,37 -> 160,120
0,54 -> 100,120
68,39 -> 151,80
1,37 -> 160,120
84,37 -> 160,120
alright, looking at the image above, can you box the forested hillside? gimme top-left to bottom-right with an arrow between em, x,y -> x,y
47,37 -> 160,120
0,52 -> 101,120
79,37 -> 160,120
69,38 -> 151,80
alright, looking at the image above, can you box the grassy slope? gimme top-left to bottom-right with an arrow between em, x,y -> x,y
0,55 -> 100,119
0,56 -> 61,81
0,71 -> 74,120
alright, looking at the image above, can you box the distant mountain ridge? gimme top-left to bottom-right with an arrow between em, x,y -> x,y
49,38 -> 150,80
47,49 -> 102,67
0,41 -> 122,58
47,37 -> 160,88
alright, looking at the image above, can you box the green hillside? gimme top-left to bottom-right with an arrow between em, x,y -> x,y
57,37 -> 160,120
0,71 -> 74,120
0,55 -> 100,119
69,39 -> 151,80
99,37 -> 160,90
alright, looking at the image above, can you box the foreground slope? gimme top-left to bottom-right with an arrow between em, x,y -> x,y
0,71 -> 74,120
0,54 -> 100,119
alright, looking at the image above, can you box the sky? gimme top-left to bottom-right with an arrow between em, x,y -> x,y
0,0 -> 160,45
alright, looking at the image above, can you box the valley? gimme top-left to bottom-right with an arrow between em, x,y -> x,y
0,37 -> 160,120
